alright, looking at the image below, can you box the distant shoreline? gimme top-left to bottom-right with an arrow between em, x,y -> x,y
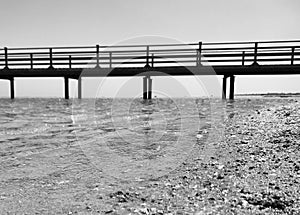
236,93 -> 300,97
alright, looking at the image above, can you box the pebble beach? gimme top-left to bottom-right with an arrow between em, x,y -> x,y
103,100 -> 300,214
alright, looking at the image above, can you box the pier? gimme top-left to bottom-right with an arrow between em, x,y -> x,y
0,40 -> 300,99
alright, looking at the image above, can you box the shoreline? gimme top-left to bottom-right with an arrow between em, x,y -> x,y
236,93 -> 300,98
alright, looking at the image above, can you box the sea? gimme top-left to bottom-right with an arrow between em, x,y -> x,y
0,96 -> 298,181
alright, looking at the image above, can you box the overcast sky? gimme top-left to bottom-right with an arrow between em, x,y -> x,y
0,0 -> 299,98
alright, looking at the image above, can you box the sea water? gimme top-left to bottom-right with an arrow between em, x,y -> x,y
0,97 -> 297,181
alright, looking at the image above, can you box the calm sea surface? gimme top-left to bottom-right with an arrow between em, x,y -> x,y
0,97 -> 298,180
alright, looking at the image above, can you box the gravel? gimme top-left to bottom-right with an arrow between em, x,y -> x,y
104,101 -> 300,214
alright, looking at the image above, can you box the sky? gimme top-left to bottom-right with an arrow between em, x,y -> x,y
0,0 -> 299,98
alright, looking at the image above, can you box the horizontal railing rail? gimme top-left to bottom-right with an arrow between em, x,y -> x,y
0,40 -> 299,69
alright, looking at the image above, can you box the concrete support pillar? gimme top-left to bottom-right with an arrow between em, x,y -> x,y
64,77 -> 69,99
229,75 -> 235,100
222,75 -> 227,99
148,77 -> 152,100
143,77 -> 148,100
10,78 -> 15,99
78,77 -> 82,99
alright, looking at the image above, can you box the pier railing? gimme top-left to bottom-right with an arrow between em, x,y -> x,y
0,40 -> 299,69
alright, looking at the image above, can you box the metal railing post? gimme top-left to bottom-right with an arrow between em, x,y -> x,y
49,48 -> 53,68
30,53 -> 33,69
253,42 -> 258,65
291,47 -> 295,65
109,52 -> 112,68
198,42 -> 202,66
69,55 -> 72,69
145,46 -> 150,67
4,47 -> 8,68
242,51 -> 245,66
96,44 -> 100,67
151,54 -> 154,67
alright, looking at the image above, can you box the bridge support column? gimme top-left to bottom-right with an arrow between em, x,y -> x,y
10,78 -> 15,99
78,77 -> 82,99
222,75 -> 227,99
64,77 -> 69,99
143,77 -> 148,100
148,77 -> 152,100
229,75 -> 235,100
